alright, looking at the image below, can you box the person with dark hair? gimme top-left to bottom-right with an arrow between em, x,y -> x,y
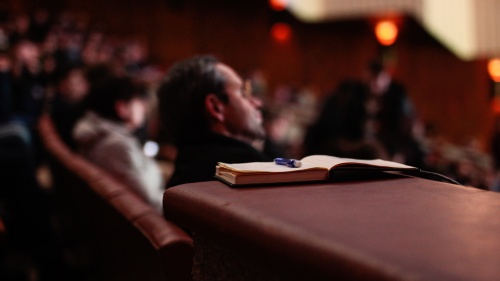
157,55 -> 271,187
490,115 -> 500,191
303,79 -> 388,160
50,66 -> 89,150
73,75 -> 164,212
364,59 -> 425,167
10,40 -> 47,167
0,50 -> 12,122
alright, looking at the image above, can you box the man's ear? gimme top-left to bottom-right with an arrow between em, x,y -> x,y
205,94 -> 225,122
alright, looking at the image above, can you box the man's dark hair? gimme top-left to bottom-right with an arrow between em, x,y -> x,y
85,74 -> 147,121
157,55 -> 228,144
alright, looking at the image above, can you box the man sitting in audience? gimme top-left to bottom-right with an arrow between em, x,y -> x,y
157,55 -> 271,187
73,72 -> 164,212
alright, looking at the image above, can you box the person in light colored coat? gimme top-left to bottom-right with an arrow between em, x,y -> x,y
73,73 -> 164,212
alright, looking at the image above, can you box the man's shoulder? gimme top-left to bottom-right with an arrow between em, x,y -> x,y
167,135 -> 271,188
180,137 -> 270,163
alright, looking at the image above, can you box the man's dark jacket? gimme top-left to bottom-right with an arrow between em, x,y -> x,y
167,132 -> 271,188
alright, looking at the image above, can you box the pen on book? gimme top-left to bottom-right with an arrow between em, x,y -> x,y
274,158 -> 302,168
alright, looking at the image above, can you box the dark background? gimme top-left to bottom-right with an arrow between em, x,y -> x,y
1,0 -> 493,149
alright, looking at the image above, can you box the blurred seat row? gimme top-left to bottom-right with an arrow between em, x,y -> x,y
38,113 -> 193,281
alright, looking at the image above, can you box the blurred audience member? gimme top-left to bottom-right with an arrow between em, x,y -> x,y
11,40 -> 46,128
8,13 -> 31,45
364,59 -> 424,167
52,28 -> 84,77
73,74 -> 164,212
0,8 -> 174,278
10,40 -> 48,166
1,33 -> 69,281
261,108 -> 290,159
490,116 -> 500,191
50,66 -> 89,149
304,79 -> 387,159
157,55 -> 271,188
0,51 -> 12,122
28,8 -> 52,43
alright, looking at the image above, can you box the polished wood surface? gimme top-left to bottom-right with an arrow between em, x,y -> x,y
164,176 -> 500,280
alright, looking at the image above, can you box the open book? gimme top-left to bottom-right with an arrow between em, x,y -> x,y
215,155 -> 418,186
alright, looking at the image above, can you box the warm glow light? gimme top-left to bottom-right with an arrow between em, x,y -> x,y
375,20 -> 398,46
492,96 -> 500,114
488,58 -> 500,82
271,23 -> 292,42
269,0 -> 288,11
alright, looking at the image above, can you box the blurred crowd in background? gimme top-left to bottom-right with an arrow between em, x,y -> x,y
0,8 -> 497,192
0,9 -> 494,189
0,8 -> 167,280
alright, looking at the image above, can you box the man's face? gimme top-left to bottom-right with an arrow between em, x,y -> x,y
216,63 -> 266,142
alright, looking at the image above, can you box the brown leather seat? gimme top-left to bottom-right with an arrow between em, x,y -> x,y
38,113 -> 193,281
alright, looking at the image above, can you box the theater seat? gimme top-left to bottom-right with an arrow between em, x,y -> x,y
38,113 -> 193,281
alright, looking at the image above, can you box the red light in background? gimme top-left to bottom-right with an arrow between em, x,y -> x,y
271,23 -> 291,42
488,58 -> 500,82
375,20 -> 398,46
269,0 -> 288,11
492,96 -> 500,114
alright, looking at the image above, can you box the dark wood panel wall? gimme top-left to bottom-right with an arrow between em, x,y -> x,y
3,0 -> 494,149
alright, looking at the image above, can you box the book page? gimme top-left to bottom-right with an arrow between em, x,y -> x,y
301,155 -> 416,170
217,161 -> 326,174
